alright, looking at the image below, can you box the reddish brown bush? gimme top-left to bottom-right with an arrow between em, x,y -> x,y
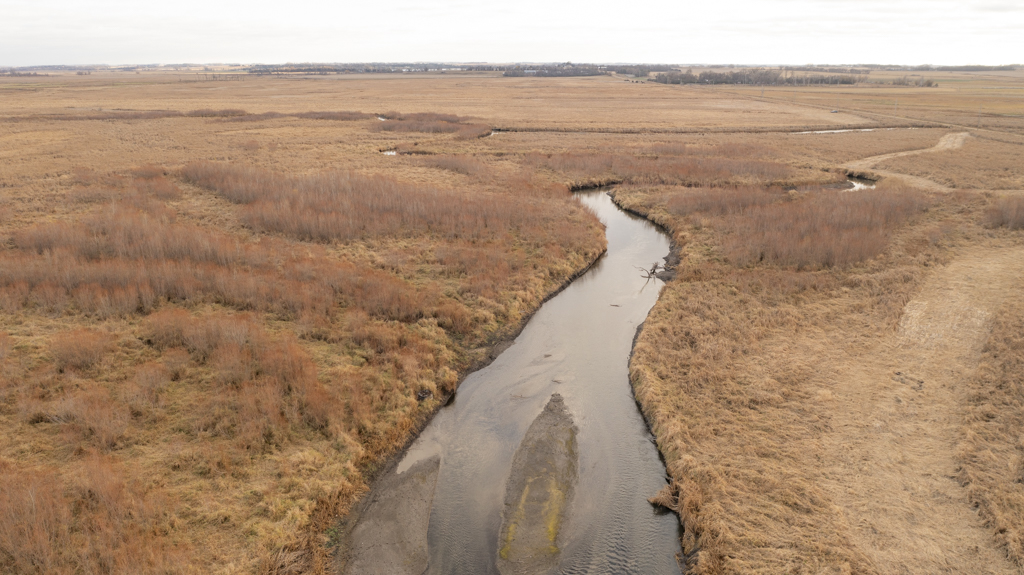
0,469 -> 71,573
180,161 -> 530,242
371,112 -> 490,139
259,338 -> 315,389
722,188 -> 931,269
127,361 -> 171,407
0,281 -> 29,313
143,309 -> 192,349
985,196 -> 1024,230
378,112 -> 467,123
212,343 -> 256,386
434,301 -> 473,334
0,461 -> 178,574
236,380 -> 287,452
293,111 -> 371,121
130,164 -> 166,179
455,124 -> 493,139
51,328 -> 111,371
162,349 -> 190,380
352,321 -> 405,354
59,388 -> 130,449
185,108 -> 247,118
667,186 -> 783,217
131,176 -> 181,199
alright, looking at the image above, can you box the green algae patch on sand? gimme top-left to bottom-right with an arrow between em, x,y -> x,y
497,393 -> 578,575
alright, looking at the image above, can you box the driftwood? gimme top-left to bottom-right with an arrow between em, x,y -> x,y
636,262 -> 661,279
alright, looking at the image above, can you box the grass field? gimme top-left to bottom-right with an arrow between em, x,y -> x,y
1,68 -> 1023,574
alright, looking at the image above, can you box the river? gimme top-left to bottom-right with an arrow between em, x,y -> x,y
341,190 -> 683,574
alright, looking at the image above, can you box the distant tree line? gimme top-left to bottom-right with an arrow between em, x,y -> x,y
605,65 -> 675,77
503,64 -> 606,77
652,68 -> 863,85
912,65 -> 1016,72
890,76 -> 937,87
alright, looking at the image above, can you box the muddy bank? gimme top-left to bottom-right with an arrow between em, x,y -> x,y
336,455 -> 441,575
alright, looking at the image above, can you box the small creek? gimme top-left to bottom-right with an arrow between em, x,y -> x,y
343,190 -> 682,574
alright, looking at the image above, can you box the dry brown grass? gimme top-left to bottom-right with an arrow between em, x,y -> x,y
663,180 -> 931,269
0,458 -> 182,575
523,147 -> 796,188
50,328 -> 111,372
180,161 -> 533,242
420,154 -> 486,176
876,137 -> 1024,190
372,112 -> 491,139
0,73 -> 614,574
2,69 -> 1022,574
958,299 -> 1024,565
986,195 -> 1024,230
617,182 -> 981,572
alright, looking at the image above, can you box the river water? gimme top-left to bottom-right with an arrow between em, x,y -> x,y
391,190 -> 682,574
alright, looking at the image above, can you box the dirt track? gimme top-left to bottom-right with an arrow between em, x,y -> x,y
845,132 -> 971,192
817,246 -> 1024,573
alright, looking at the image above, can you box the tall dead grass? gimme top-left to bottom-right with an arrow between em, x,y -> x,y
986,196 -> 1024,230
524,149 -> 793,188
421,154 -> 486,176
3,196 -> 452,322
957,300 -> 1024,565
665,182 -> 931,269
611,177 -> 950,573
181,161 -> 532,242
143,311 -> 336,449
372,112 -> 491,139
0,459 -> 181,575
50,328 -> 111,372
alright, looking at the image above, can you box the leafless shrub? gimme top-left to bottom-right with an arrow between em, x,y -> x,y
51,328 -> 111,371
127,361 -> 171,408
132,176 -> 182,200
293,111 -> 371,121
985,196 -> 1024,230
0,469 -> 72,573
185,108 -> 248,118
718,187 -> 931,269
130,164 -> 166,179
162,348 -> 190,380
180,161 -> 532,243
221,112 -> 286,122
378,112 -> 467,123
667,186 -> 783,217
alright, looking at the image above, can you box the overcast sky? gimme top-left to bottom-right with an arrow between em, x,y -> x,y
1,0 -> 1021,67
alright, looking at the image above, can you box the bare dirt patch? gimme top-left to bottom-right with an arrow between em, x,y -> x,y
817,246 -> 1024,574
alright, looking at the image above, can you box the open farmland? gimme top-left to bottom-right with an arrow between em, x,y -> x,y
1,68 -> 1024,574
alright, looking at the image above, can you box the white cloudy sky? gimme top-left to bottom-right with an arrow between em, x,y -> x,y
1,0 -> 1021,66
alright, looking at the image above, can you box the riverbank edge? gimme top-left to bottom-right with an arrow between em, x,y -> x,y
606,188 -> 691,570
330,241 -> 609,572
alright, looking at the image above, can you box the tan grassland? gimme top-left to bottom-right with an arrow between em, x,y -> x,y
1,68 -> 1023,574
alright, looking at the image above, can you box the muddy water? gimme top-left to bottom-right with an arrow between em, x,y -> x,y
396,190 -> 682,574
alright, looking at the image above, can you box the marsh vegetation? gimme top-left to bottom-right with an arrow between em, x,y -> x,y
1,68 -> 1023,574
